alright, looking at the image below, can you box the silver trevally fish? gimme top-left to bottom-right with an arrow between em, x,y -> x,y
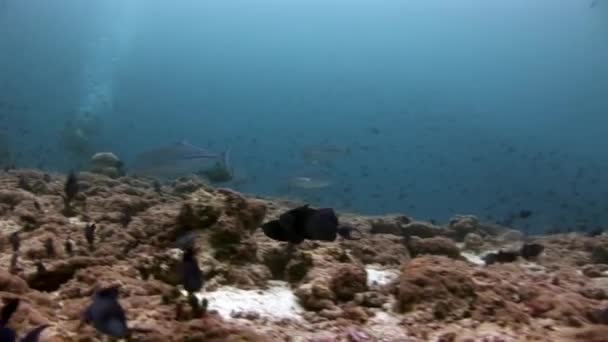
288,176 -> 332,189
300,144 -> 350,167
130,140 -> 229,179
287,168 -> 333,189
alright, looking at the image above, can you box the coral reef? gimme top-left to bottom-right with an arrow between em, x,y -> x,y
89,152 -> 124,179
0,168 -> 605,341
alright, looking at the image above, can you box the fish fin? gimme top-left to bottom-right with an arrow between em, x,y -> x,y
20,324 -> 50,342
221,148 -> 232,173
0,298 -> 19,327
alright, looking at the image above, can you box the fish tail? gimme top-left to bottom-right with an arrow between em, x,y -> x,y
221,148 -> 232,173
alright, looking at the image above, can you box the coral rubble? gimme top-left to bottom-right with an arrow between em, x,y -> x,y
0,168 -> 605,341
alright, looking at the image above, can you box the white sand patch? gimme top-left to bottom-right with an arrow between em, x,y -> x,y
521,261 -> 545,273
366,266 -> 399,286
184,281 -> 304,321
0,219 -> 21,235
461,251 -> 486,266
368,311 -> 411,340
68,217 -> 88,230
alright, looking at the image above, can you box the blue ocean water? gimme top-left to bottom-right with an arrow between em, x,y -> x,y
0,0 -> 606,233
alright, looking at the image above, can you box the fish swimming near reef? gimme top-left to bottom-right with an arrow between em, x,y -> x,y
288,176 -> 332,189
286,168 -> 333,190
130,140 -> 229,179
300,144 -> 350,166
197,148 -> 234,183
181,247 -> 203,294
261,205 -> 362,244
0,298 -> 49,341
83,285 -> 128,338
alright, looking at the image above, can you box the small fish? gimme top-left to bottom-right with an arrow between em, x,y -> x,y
9,232 -> 19,252
261,205 -> 362,244
131,141 -> 226,179
64,238 -> 74,256
519,210 -> 532,219
35,261 -> 46,274
520,243 -> 544,260
0,327 -> 16,341
0,298 -> 19,326
587,227 -> 604,237
181,247 -> 203,293
300,144 -> 350,166
83,285 -> 128,338
44,238 -> 55,258
64,171 -> 79,204
288,176 -> 332,189
20,324 -> 50,342
9,254 -> 19,274
173,231 -> 200,251
483,250 -> 519,265
84,224 -> 96,247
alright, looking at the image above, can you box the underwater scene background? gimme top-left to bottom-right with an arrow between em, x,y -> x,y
0,0 -> 607,233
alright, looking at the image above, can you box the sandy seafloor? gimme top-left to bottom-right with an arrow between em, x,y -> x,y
0,168 -> 607,341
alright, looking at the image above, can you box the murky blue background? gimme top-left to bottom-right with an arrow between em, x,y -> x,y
0,0 -> 606,232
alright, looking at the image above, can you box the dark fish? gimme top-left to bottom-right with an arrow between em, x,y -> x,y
131,141 -> 226,179
9,254 -> 19,274
20,324 -> 50,342
64,238 -> 74,256
519,210 -> 532,219
261,205 -> 362,244
152,180 -> 162,194
587,227 -> 604,237
590,307 -> 608,324
173,231 -> 200,251
0,327 -> 16,342
34,261 -> 46,274
300,144 -> 349,166
521,243 -> 544,260
83,285 -> 128,338
483,250 -> 519,265
1,298 -> 19,326
181,247 -> 203,293
9,232 -> 19,252
44,238 -> 55,258
64,171 -> 79,203
84,224 -> 96,247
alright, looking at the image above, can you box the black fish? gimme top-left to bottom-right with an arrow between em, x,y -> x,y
9,232 -> 19,252
520,243 -> 544,260
84,224 -> 96,247
83,286 -> 128,338
587,227 -> 604,237
20,324 -> 50,342
519,210 -> 532,219
0,327 -> 16,341
9,254 -> 19,274
64,238 -> 74,256
34,261 -> 46,274
44,238 -> 55,258
0,298 -> 19,326
64,171 -> 79,204
483,250 -> 519,265
261,205 -> 362,244
181,247 -> 203,293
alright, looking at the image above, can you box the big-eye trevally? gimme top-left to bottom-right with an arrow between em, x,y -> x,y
288,176 -> 332,189
130,140 -> 229,179
300,144 -> 350,166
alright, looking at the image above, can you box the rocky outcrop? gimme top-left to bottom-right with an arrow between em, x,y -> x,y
407,236 -> 462,259
89,152 -> 124,178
